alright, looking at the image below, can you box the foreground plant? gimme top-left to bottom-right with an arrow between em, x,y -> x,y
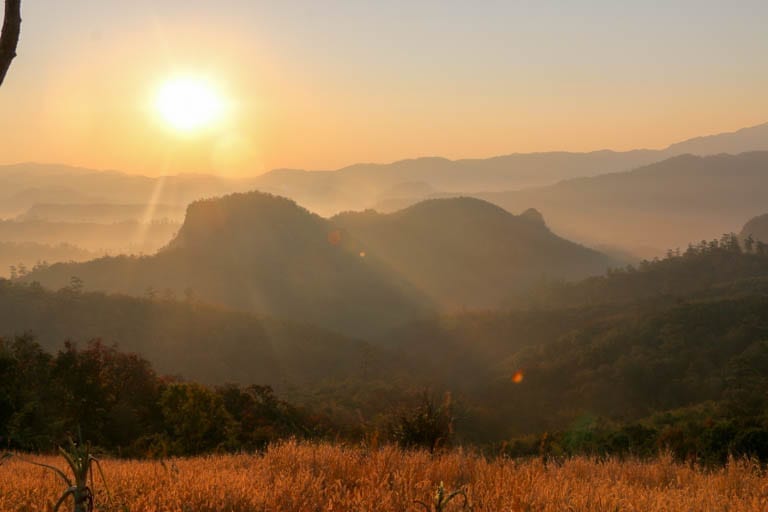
414,481 -> 470,512
2,439 -> 113,512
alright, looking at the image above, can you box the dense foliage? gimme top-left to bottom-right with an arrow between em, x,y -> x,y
0,336 -> 321,455
0,278 -> 390,386
525,232 -> 768,307
389,237 -> 768,459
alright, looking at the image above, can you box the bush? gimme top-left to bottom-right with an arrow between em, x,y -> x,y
388,391 -> 454,452
732,427 -> 768,461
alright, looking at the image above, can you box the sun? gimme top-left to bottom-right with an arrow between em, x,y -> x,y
154,77 -> 226,133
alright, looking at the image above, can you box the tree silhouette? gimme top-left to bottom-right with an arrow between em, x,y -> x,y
0,0 -> 21,87
744,234 -> 755,254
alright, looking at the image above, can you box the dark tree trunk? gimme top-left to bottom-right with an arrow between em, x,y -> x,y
0,0 -> 21,87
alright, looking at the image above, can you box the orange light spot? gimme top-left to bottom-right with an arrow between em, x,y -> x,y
359,251 -> 366,258
327,230 -> 342,246
512,371 -> 524,384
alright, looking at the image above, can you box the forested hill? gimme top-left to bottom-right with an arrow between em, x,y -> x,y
5,240 -> 768,456
385,243 -> 768,445
522,233 -> 768,309
0,279 -> 397,387
19,192 -> 614,337
333,197 -> 615,309
19,192 -> 434,339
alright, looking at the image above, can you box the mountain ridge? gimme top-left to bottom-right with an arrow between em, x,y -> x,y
3,121 -> 767,218
20,192 -> 614,336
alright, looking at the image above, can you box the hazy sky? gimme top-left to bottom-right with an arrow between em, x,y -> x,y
0,1 -> 766,176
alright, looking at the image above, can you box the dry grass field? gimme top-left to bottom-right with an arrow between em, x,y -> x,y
2,441 -> 767,511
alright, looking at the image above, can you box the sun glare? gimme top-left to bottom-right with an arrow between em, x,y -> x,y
155,77 -> 225,133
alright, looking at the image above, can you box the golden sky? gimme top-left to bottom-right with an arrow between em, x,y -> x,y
0,1 -> 766,177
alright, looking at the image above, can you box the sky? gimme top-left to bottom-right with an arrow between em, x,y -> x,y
0,0 -> 766,177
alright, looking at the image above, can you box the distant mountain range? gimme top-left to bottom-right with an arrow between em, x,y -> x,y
0,163 -> 242,218
664,122 -> 768,156
0,218 -> 179,255
0,241 -> 94,277
21,192 -> 614,337
18,203 -> 186,224
2,122 -> 767,219
2,122 -> 767,265
475,152 -> 768,257
248,122 -> 768,215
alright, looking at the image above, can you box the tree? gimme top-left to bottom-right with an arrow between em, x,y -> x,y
67,276 -> 85,294
159,382 -> 236,454
744,235 -> 755,254
0,0 -> 21,87
0,334 -> 55,450
217,384 -> 308,449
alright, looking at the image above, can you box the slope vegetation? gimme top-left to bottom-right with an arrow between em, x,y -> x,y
0,279 -> 392,387
21,192 -> 432,338
334,197 -> 614,308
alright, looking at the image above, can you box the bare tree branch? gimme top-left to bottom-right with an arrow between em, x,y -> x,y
0,0 -> 21,87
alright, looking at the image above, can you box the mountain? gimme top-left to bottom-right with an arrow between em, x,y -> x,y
522,233 -> 768,309
0,241 -> 94,278
740,213 -> 768,243
0,218 -> 179,255
21,192 -> 434,338
333,198 -> 615,309
4,122 -> 767,219
664,122 -> 768,156
22,193 -> 616,334
251,151 -> 662,215
0,163 -> 248,217
4,186 -> 103,213
24,192 -> 613,336
5,124 -> 767,269
247,122 -> 768,214
18,203 -> 186,224
475,152 -> 768,258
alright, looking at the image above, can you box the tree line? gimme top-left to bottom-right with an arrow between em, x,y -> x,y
0,336 -> 327,456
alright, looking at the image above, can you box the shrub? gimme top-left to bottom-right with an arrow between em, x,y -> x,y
388,391 -> 453,452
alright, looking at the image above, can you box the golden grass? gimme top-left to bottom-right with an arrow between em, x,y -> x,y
2,441 -> 767,511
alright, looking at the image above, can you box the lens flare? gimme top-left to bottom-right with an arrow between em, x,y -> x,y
328,230 -> 342,246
